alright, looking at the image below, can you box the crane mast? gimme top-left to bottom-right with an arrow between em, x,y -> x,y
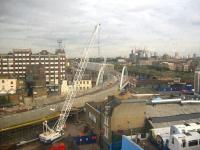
39,24 -> 100,143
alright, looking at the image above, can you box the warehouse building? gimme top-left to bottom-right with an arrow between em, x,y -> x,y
0,49 -> 66,88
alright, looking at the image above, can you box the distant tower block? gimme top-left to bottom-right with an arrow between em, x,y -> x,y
175,52 -> 179,59
194,70 -> 200,95
57,39 -> 62,49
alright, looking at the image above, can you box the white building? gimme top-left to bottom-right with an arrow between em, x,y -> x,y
75,80 -> 92,91
0,79 -> 17,94
61,80 -> 92,95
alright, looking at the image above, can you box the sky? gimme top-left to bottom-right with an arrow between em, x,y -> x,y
0,0 -> 200,57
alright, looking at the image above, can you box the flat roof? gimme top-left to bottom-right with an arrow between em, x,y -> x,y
146,104 -> 200,128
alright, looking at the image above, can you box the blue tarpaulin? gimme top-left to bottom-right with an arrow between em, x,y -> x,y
121,135 -> 143,150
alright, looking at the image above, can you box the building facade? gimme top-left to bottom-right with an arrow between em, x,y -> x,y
194,71 -> 200,95
61,79 -> 93,95
0,79 -> 17,94
0,49 -> 66,86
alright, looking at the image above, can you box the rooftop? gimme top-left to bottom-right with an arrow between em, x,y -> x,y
146,103 -> 200,128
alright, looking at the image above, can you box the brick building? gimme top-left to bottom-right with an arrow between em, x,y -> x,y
85,98 -> 146,150
0,49 -> 66,88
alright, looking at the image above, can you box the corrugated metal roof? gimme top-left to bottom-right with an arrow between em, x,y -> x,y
146,104 -> 200,128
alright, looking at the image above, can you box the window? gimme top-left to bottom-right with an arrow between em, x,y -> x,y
11,81 -> 13,84
188,140 -> 198,147
2,80 -> 4,83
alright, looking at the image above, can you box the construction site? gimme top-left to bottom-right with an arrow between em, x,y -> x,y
0,24 -> 200,150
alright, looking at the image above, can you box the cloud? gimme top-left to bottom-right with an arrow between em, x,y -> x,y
0,0 -> 199,57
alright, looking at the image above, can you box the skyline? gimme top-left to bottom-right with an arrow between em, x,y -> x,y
0,0 -> 200,57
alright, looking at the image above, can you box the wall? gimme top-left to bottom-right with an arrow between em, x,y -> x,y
61,80 -> 68,95
86,62 -> 114,73
61,80 -> 93,95
0,79 -> 17,94
85,103 -> 101,131
75,80 -> 92,91
111,103 -> 145,131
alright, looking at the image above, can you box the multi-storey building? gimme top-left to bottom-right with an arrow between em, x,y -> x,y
0,49 -> 66,87
194,71 -> 200,95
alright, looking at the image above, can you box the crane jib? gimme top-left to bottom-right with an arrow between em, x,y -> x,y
39,24 -> 101,143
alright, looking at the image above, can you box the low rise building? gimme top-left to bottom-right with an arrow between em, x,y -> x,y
0,79 -> 17,95
85,98 -> 146,150
75,80 -> 92,91
61,79 -> 93,95
0,76 -> 25,104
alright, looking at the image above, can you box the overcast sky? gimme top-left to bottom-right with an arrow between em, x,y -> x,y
0,0 -> 200,57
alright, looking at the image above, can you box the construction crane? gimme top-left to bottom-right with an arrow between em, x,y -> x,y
39,24 -> 100,143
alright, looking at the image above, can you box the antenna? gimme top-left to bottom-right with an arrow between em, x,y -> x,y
57,39 -> 62,49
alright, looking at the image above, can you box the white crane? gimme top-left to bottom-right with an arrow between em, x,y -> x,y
39,24 -> 100,143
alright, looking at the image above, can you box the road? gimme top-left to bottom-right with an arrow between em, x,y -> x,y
0,76 -> 119,129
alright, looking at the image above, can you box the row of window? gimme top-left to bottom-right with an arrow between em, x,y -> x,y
0,62 -> 65,65
1,56 -> 65,60
78,87 -> 90,90
14,53 -> 30,56
77,81 -> 91,84
1,80 -> 14,84
0,66 -> 65,70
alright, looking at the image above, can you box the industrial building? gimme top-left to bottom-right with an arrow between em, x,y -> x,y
146,103 -> 200,128
0,49 -> 66,88
85,98 -> 146,150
